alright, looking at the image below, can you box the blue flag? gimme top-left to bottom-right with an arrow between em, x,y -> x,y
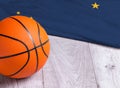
0,0 -> 120,48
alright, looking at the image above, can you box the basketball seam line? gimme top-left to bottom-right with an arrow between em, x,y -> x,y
5,40 -> 48,77
0,34 -> 31,77
10,17 -> 39,72
37,23 -> 48,58
0,39 -> 49,59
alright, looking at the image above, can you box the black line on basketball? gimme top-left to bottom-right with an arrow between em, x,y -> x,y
10,17 -> 39,72
0,34 -> 30,77
0,39 -> 49,59
37,23 -> 48,58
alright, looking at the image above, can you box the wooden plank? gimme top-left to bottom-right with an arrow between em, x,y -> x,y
43,36 -> 97,88
89,43 -> 120,88
0,69 -> 43,88
16,70 -> 43,88
0,75 -> 18,88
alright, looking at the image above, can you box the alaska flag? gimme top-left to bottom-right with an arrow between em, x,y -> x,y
0,0 -> 120,48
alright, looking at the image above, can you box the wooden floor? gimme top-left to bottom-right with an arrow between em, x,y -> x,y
0,35 -> 120,88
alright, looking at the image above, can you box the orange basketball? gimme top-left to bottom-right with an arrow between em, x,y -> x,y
0,15 -> 50,78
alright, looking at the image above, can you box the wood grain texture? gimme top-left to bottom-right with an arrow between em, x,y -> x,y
89,43 -> 120,88
43,36 -> 97,88
0,35 -> 97,88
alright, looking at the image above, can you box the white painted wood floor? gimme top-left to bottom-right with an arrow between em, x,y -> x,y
0,35 -> 120,88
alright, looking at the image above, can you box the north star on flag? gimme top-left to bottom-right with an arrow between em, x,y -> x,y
0,0 -> 120,48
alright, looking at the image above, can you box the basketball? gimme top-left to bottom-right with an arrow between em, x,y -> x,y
0,15 -> 50,78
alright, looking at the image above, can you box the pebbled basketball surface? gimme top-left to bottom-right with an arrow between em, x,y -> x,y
0,16 -> 50,78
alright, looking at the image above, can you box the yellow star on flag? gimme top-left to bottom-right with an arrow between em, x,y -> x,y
92,2 -> 100,9
16,11 -> 21,15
